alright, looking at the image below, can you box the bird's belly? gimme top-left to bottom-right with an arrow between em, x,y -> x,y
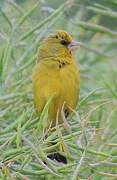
32,62 -> 80,126
60,64 -> 80,109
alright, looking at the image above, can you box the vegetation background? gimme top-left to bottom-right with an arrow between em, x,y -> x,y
0,0 -> 117,179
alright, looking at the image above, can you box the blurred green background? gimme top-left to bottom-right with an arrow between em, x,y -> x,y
0,0 -> 117,179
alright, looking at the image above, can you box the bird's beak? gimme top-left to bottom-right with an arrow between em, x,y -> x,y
68,40 -> 80,50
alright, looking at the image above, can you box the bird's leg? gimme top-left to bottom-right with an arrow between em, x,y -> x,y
56,109 -> 70,156
61,104 -> 72,134
47,109 -> 70,164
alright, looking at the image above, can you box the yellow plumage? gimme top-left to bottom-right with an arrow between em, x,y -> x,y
32,30 -> 80,127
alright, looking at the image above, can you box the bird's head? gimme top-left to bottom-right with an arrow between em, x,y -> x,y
39,30 -> 80,60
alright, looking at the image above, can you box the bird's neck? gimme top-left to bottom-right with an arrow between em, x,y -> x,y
38,44 -> 73,65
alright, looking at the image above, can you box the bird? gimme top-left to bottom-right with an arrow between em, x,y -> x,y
32,30 -> 80,129
32,30 -> 80,163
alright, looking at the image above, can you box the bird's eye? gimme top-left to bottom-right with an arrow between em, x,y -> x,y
61,39 -> 68,46
55,35 -> 58,39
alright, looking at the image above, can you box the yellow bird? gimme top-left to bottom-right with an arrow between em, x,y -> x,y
32,30 -> 80,128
